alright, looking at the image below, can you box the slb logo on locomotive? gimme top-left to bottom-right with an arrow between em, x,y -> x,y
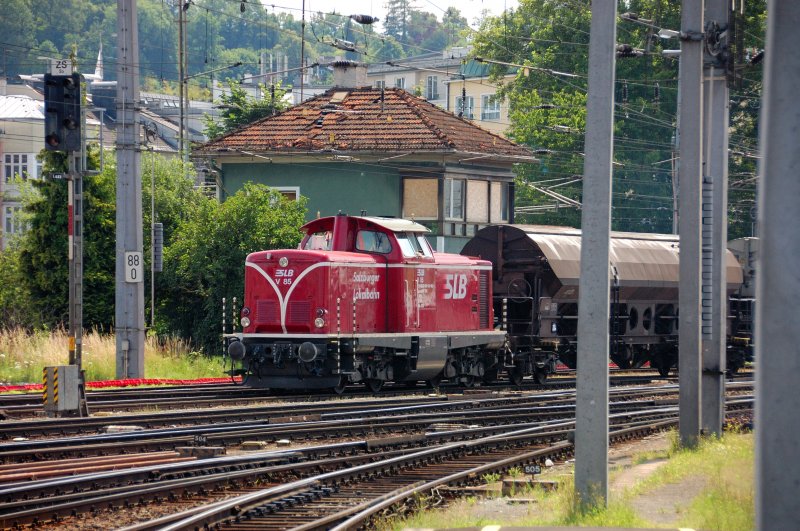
274,269 -> 294,285
443,274 -> 468,300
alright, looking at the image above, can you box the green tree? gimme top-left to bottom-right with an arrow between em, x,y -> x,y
384,0 -> 414,45
17,148 -> 116,329
0,0 -> 36,77
159,183 -> 307,352
203,79 -> 289,139
0,243 -> 36,328
473,0 -> 764,234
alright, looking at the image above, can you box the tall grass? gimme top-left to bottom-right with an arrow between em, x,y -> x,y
0,327 -> 225,384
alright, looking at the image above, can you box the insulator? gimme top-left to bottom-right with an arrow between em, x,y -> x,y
653,82 -> 660,104
240,0 -> 246,13
622,81 -> 628,103
350,14 -> 379,24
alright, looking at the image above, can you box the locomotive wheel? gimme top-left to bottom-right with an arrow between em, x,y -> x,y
509,367 -> 524,386
657,365 -> 671,377
366,378 -> 384,393
483,369 -> 499,385
533,368 -> 548,385
333,377 -> 348,395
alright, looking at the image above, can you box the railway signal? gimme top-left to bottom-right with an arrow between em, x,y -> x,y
43,73 -> 82,152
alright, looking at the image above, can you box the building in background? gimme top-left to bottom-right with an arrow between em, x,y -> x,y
0,80 -> 44,249
196,62 -> 535,252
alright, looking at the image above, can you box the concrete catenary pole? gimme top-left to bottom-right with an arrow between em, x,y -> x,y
574,0 -> 617,506
756,1 -> 800,527
678,0 -> 704,448
115,0 -> 146,378
700,0 -> 729,437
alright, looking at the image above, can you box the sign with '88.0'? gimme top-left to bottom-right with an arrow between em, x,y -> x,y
125,251 -> 143,283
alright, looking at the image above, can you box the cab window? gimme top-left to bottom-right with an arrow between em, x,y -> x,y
303,231 -> 332,250
355,230 -> 392,254
396,232 -> 432,258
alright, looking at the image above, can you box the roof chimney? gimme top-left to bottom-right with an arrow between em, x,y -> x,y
332,61 -> 368,88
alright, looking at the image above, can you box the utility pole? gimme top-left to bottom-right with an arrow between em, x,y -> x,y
756,1 -> 800,528
700,0 -> 730,437
116,0 -> 146,378
678,0 -> 704,448
574,0 -> 616,507
178,0 -> 188,163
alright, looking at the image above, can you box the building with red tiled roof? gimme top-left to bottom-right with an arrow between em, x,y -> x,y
196,62 -> 536,252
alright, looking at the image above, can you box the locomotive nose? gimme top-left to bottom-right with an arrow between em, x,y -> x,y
298,342 -> 319,363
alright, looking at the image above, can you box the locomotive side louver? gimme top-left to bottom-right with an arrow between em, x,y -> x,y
479,271 -> 490,329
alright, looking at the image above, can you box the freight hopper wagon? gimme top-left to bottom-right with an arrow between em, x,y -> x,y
461,225 -> 744,377
726,237 -> 757,373
227,214 -> 505,392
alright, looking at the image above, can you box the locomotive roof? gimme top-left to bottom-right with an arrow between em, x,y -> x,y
464,225 -> 743,290
303,215 -> 430,234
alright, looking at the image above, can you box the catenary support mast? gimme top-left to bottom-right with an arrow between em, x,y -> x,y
115,0 -> 146,378
678,0 -> 704,448
756,1 -> 800,527
574,0 -> 617,506
700,0 -> 730,437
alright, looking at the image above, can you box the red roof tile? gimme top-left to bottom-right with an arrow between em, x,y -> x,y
197,87 -> 532,160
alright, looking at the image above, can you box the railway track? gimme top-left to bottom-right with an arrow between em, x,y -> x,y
0,383 -> 753,530
0,369 -> 693,419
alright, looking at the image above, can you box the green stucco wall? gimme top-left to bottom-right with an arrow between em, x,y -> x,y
220,162 -> 401,221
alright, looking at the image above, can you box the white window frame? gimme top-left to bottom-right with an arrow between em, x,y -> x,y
481,94 -> 501,121
4,153 -> 39,182
394,77 -> 405,89
444,178 -> 465,220
374,80 -> 386,89
273,186 -> 300,201
426,75 -> 439,100
455,95 -> 474,119
4,205 -> 24,238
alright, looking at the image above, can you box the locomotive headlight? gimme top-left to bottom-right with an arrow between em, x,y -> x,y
314,317 -> 325,328
241,306 -> 251,317
241,316 -> 251,328
551,321 -> 558,334
316,308 -> 327,318
279,257 -> 289,267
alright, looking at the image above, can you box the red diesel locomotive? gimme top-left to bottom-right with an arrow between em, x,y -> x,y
227,214 -> 506,392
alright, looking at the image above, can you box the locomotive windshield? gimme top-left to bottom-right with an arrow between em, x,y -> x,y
356,230 -> 392,253
396,232 -> 433,258
302,231 -> 332,250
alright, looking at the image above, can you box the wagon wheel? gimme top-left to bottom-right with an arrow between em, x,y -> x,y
482,369 -> 499,385
508,366 -> 524,386
332,376 -> 348,395
463,375 -> 480,388
426,374 -> 443,390
657,364 -> 671,377
533,368 -> 548,385
365,378 -> 384,393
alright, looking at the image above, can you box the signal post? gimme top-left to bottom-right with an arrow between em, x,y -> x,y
42,65 -> 89,417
